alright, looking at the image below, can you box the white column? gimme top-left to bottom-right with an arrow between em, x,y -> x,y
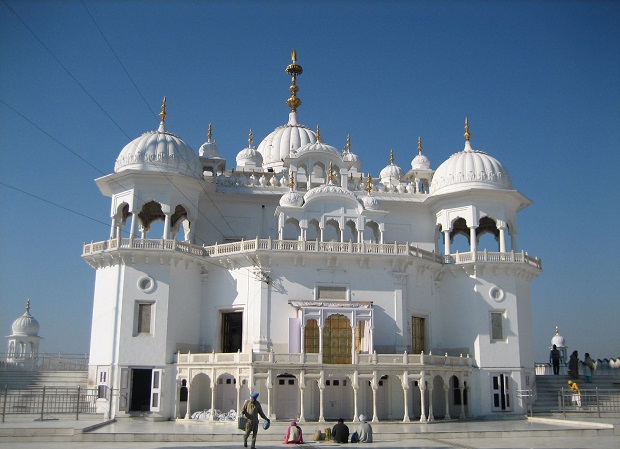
427,385 -> 434,422
110,216 -> 117,239
402,371 -> 410,422
351,322 -> 357,362
298,371 -> 306,423
210,371 -> 216,421
163,213 -> 171,240
318,325 -> 324,357
443,385 -> 451,420
498,225 -> 506,252
392,273 -> 407,353
443,230 -> 451,255
318,375 -> 325,422
419,372 -> 427,422
371,371 -> 379,423
469,226 -> 477,253
129,213 -> 138,239
266,372 -> 273,419
459,386 -> 465,419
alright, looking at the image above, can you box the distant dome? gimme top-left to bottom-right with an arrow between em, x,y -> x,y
430,140 -> 512,195
411,153 -> 431,170
362,194 -> 379,210
296,140 -> 341,157
342,135 -> 362,170
11,300 -> 40,337
279,190 -> 304,207
551,326 -> 566,348
236,145 -> 263,168
115,121 -> 202,179
379,151 -> 405,185
199,124 -> 219,158
303,182 -> 361,205
257,112 -> 317,167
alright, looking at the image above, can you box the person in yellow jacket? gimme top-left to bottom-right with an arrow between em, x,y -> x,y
241,392 -> 270,449
568,380 -> 581,407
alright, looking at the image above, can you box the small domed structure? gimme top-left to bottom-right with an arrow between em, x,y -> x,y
279,172 -> 304,207
115,98 -> 202,179
199,123 -> 220,158
6,299 -> 42,368
379,150 -> 405,187
236,130 -> 264,171
430,119 -> 512,195
341,135 -> 362,171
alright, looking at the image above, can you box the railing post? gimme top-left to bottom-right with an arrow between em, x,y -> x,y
2,385 -> 7,423
75,386 -> 80,420
40,385 -> 46,421
596,387 -> 600,418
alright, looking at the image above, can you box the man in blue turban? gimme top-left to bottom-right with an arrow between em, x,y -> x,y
241,392 -> 270,448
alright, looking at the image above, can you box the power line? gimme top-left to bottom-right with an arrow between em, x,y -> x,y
79,0 -> 158,123
2,0 -> 132,139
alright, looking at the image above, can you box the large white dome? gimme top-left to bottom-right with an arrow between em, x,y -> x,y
430,140 -> 512,195
257,112 -> 316,167
115,122 -> 202,179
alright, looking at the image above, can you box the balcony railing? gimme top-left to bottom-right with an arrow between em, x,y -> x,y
176,350 -> 473,368
83,237 -> 541,269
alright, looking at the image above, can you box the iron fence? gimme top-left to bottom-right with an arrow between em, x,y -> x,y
558,387 -> 620,417
0,353 -> 89,371
1,386 -> 99,422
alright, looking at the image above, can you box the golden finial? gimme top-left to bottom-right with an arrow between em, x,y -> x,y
346,134 -> 351,152
390,149 -> 394,165
285,50 -> 303,112
26,298 -> 31,313
555,325 -> 559,334
418,137 -> 423,154
207,123 -> 213,141
289,170 -> 295,188
159,96 -> 167,123
328,162 -> 334,183
366,174 -> 373,193
464,117 -> 471,141
316,125 -> 321,141
248,129 -> 253,147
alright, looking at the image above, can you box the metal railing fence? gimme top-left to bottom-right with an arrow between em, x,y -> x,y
0,353 -> 89,371
1,386 -> 98,422
558,387 -> 620,418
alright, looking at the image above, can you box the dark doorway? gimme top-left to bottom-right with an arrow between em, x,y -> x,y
222,312 -> 243,352
130,368 -> 152,412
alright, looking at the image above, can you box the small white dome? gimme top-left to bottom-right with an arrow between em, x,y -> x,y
380,151 -> 405,186
11,300 -> 40,337
551,326 -> 566,348
199,124 -> 220,158
362,194 -> 379,210
199,140 -> 219,158
430,140 -> 512,195
236,146 -> 263,167
411,153 -> 431,170
257,112 -> 317,167
279,190 -> 304,207
296,140 -> 341,157
342,135 -> 362,170
115,122 -> 202,179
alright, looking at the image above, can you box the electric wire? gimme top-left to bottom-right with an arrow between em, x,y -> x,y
1,0 -> 132,140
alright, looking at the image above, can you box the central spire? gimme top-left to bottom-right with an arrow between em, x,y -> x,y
285,50 -> 303,112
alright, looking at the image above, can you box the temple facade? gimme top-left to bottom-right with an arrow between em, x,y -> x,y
82,51 -> 542,422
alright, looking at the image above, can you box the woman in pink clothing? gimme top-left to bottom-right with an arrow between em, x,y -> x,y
283,420 -> 304,444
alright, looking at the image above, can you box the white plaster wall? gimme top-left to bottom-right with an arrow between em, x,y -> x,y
89,265 -> 123,365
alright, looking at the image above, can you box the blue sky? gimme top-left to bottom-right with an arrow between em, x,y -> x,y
1,0 -> 618,362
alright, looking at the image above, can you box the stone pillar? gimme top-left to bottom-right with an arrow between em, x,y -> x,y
469,226 -> 477,254
371,371 -> 379,423
498,224 -> 507,252
443,230 -> 451,255
318,375 -> 325,422
163,213 -> 171,240
298,371 -> 306,423
392,273 -> 407,352
402,371 -> 410,422
184,380 -> 191,420
427,384 -> 434,422
443,384 -> 451,420
419,372 -> 427,422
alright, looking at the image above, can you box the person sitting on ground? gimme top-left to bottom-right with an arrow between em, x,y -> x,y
352,414 -> 373,443
283,420 -> 304,444
330,417 -> 350,443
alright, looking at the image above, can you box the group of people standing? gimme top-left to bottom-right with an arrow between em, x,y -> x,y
241,392 -> 373,446
549,345 -> 596,382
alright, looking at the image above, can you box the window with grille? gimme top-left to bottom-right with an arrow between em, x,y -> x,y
490,311 -> 504,341
304,319 -> 320,353
412,316 -> 425,353
317,286 -> 347,301
323,314 -> 352,364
